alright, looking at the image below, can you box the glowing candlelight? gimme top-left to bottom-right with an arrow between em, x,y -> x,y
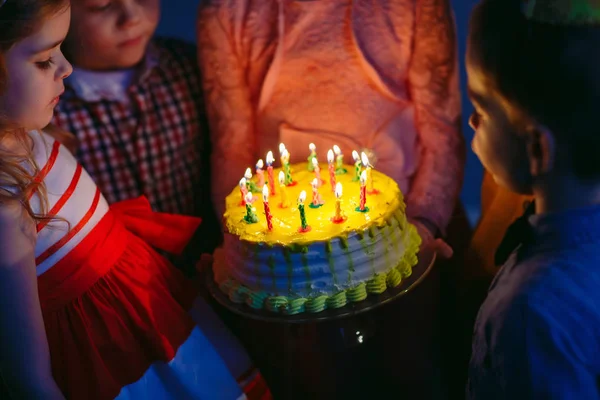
266,151 -> 276,196
307,143 -> 317,172
297,190 -> 310,232
309,178 -> 324,208
327,149 -> 336,193
239,177 -> 248,206
256,159 -> 265,188
244,167 -> 259,193
262,185 -> 273,231
243,192 -> 258,224
279,143 -> 287,166
311,157 -> 324,187
352,150 -> 362,182
356,170 -> 369,212
333,145 -> 347,175
331,182 -> 347,224
361,152 -> 379,195
278,170 -> 290,208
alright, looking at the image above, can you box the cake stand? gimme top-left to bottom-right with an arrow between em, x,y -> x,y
204,244 -> 436,324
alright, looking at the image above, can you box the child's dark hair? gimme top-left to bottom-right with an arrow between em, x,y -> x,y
469,0 -> 600,179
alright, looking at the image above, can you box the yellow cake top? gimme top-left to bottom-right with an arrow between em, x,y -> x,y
223,163 -> 404,245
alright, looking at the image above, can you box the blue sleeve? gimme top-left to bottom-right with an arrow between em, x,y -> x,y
469,301 -> 599,399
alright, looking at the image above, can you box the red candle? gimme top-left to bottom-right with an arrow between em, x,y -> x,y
359,171 -> 367,210
262,185 -> 273,231
266,151 -> 276,196
327,149 -> 336,192
239,177 -> 248,206
312,157 -> 324,187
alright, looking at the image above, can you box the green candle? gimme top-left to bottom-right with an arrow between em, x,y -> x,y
243,192 -> 258,224
282,149 -> 293,185
333,145 -> 347,175
307,143 -> 317,171
298,190 -> 309,231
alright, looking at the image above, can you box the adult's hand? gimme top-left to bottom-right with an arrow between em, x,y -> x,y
410,218 -> 453,260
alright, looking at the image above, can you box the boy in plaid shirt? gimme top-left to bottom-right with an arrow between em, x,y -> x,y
53,0 -> 210,221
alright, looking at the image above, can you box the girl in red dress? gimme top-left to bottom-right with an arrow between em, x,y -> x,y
0,1 -> 269,399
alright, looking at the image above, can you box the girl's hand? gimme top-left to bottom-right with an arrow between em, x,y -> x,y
409,218 -> 453,260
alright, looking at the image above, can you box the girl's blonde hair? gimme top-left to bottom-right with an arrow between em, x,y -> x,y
0,0 -> 70,222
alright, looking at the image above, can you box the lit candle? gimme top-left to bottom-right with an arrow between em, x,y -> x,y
307,143 -> 317,172
279,142 -> 287,165
281,149 -> 293,186
244,192 -> 258,224
352,150 -> 362,182
239,177 -> 248,206
256,159 -> 265,188
355,170 -> 369,213
327,149 -> 336,193
297,190 -> 310,232
245,167 -> 259,193
309,178 -> 324,208
333,145 -> 347,175
278,170 -> 290,208
262,185 -> 273,231
266,151 -> 276,196
331,182 -> 347,224
361,152 -> 379,195
311,157 -> 324,187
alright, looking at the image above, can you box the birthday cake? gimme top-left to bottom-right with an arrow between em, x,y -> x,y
215,148 -> 421,315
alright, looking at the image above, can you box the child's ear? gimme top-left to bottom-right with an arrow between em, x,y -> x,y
526,124 -> 555,177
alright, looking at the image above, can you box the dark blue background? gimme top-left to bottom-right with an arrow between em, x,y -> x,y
157,0 -> 482,224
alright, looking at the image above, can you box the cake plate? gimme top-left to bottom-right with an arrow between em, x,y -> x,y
204,244 -> 436,324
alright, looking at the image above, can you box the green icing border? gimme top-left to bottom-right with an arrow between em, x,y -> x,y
219,224 -> 422,315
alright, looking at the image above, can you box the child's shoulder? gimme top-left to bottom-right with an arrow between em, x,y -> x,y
497,248 -> 600,334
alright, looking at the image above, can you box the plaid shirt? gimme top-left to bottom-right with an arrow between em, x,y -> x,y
53,38 -> 208,217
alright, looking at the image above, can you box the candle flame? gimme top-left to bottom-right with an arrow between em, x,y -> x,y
239,177 -> 246,188
298,190 -> 306,203
244,167 -> 252,179
333,145 -> 341,155
311,178 -> 319,188
309,143 -> 316,151
327,149 -> 334,163
262,185 -> 269,202
361,151 -> 370,167
312,157 -> 318,167
281,149 -> 289,160
245,191 -> 253,203
278,170 -> 285,185
352,150 -> 360,162
256,159 -> 264,169
335,182 -> 343,198
360,170 -> 367,185
279,143 -> 286,154
266,151 -> 274,165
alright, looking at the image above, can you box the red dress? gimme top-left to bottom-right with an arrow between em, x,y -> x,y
27,130 -> 270,399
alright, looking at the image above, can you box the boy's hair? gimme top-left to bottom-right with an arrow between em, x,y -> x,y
469,0 -> 600,179
0,0 -> 69,222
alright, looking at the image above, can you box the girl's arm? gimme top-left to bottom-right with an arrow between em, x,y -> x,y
406,0 -> 466,236
197,0 -> 267,217
0,201 -> 65,399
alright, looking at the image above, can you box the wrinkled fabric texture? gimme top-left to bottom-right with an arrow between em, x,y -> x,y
468,204 -> 600,399
197,0 -> 465,234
